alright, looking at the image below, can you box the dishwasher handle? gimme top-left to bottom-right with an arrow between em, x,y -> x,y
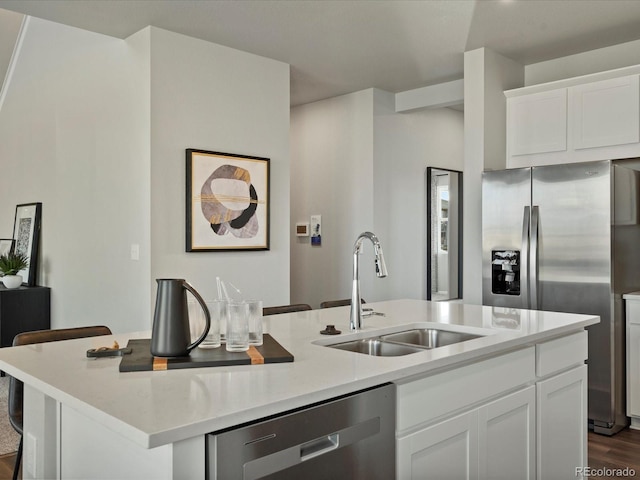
300,433 -> 339,462
241,416 -> 381,480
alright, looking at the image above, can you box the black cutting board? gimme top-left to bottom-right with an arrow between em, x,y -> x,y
119,334 -> 294,372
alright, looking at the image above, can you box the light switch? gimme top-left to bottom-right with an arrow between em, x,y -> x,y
130,244 -> 140,261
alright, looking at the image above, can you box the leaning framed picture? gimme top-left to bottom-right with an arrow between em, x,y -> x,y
186,149 -> 270,251
12,202 -> 42,286
0,239 -> 14,257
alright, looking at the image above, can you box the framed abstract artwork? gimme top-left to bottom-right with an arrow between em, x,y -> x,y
186,149 -> 270,251
0,239 -> 14,257
12,202 -> 42,286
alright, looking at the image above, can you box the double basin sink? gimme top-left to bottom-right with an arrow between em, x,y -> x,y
326,328 -> 483,357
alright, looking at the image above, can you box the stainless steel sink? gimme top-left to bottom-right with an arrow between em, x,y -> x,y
329,338 -> 423,356
324,327 -> 484,357
380,329 -> 482,348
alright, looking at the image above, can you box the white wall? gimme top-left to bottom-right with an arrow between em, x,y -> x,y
525,38 -> 640,87
0,19 -> 290,332
290,88 -> 463,308
0,18 -> 151,333
148,27 -> 290,306
290,90 -> 374,309
463,48 -> 523,305
0,8 -> 23,88
372,89 -> 464,302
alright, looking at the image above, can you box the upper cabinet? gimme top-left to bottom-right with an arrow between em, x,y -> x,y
506,72 -> 640,168
572,75 -> 639,150
508,89 -> 567,157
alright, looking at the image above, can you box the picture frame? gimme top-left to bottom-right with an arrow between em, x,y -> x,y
12,202 -> 42,286
0,239 -> 14,257
186,149 -> 270,251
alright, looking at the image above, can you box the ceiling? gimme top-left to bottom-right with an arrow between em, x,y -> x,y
3,0 -> 640,106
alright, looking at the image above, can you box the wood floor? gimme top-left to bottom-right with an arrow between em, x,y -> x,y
0,429 -> 637,479
0,451 -> 17,480
588,428 -> 640,479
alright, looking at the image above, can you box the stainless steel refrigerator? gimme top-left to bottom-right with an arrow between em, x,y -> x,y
482,159 -> 640,435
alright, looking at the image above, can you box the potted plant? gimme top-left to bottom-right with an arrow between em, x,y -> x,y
0,251 -> 29,289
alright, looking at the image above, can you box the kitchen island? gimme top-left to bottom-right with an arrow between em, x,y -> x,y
0,299 -> 598,479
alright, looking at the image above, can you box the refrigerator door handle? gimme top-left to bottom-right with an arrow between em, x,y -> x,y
530,205 -> 539,310
521,206 -> 530,309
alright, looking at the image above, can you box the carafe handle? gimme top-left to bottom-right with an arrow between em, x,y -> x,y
183,280 -> 211,353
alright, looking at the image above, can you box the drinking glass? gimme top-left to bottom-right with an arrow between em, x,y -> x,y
246,300 -> 264,346
226,301 -> 249,352
199,300 -> 224,348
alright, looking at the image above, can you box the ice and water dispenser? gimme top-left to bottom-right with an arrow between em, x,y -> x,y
491,250 -> 520,295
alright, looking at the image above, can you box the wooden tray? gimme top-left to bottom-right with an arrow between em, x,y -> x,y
119,334 -> 294,372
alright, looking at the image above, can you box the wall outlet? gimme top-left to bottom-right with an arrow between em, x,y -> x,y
130,243 -> 140,261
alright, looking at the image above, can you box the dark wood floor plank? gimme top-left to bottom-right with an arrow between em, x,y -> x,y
588,429 -> 640,478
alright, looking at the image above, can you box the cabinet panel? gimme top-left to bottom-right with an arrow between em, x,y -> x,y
0,286 -> 51,347
537,365 -> 587,480
396,347 -> 534,432
572,75 -> 640,150
628,299 -> 640,325
397,410 -> 478,480
536,330 -> 587,377
397,386 -> 535,480
628,323 -> 640,417
478,386 -> 535,480
507,89 -> 567,156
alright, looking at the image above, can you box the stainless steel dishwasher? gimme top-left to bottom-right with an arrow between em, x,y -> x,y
207,383 -> 396,479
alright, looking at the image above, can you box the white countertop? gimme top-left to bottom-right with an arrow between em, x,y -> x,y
623,291 -> 640,300
0,299 -> 598,449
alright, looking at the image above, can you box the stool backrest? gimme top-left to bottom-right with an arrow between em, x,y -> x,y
8,326 -> 112,434
319,299 -> 365,308
263,304 -> 312,316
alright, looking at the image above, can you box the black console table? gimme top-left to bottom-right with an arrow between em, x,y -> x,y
0,285 -> 51,348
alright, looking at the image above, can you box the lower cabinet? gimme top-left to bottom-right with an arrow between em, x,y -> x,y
396,331 -> 588,480
625,295 -> 640,426
0,286 -> 51,347
629,322 -> 640,418
397,386 -> 535,480
479,386 -> 536,480
537,365 -> 588,480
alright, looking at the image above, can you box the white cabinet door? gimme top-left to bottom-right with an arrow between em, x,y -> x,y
396,386 -> 534,480
397,410 -> 479,480
537,365 -> 587,480
507,88 -> 567,157
571,75 -> 640,150
478,386 -> 535,480
628,323 -> 640,417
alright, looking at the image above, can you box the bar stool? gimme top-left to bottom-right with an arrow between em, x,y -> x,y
8,326 -> 112,480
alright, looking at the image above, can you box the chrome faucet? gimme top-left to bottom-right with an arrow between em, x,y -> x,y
350,232 -> 388,330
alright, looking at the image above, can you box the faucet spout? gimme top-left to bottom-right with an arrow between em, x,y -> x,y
350,232 -> 388,330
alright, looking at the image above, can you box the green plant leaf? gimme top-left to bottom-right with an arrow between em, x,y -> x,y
0,252 -> 29,276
